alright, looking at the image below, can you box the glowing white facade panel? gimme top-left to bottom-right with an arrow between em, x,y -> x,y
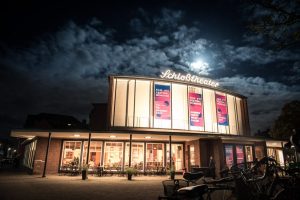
110,76 -> 250,135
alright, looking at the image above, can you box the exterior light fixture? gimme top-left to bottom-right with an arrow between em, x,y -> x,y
145,136 -> 152,139
8,148 -> 11,151
74,134 -> 80,137
67,123 -> 72,126
110,135 -> 116,138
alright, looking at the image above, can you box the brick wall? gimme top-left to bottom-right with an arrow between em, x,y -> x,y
33,137 -> 62,175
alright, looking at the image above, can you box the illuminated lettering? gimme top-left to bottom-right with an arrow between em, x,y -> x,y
160,70 -> 219,88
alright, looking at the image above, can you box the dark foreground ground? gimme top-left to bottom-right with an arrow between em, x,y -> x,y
0,170 -> 232,200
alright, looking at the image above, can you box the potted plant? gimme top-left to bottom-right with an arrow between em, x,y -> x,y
81,164 -> 89,180
125,167 -> 137,180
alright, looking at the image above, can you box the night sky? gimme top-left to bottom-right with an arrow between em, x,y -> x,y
0,0 -> 299,134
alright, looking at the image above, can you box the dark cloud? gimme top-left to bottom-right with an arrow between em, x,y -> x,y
0,6 -> 299,134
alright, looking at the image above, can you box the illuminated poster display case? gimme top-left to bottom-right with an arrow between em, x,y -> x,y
109,72 -> 250,136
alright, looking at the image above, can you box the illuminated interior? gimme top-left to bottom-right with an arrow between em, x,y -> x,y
110,77 -> 250,135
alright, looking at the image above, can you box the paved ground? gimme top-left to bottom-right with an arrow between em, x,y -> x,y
0,170 -> 234,200
0,170 -> 171,200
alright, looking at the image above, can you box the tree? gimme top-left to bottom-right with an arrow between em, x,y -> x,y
246,0 -> 300,49
269,100 -> 300,139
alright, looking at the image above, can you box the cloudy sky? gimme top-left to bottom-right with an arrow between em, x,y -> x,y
0,0 -> 299,134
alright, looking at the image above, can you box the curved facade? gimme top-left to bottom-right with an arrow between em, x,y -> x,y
109,75 -> 250,136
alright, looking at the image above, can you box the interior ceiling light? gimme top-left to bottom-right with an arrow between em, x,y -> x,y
145,136 -> 152,139
110,135 -> 116,138
74,134 -> 80,137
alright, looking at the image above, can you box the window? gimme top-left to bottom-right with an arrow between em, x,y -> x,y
146,143 -> 164,170
245,146 -> 253,162
255,146 -> 265,160
227,95 -> 238,135
124,142 -> 144,170
113,79 -> 128,126
103,142 -> 123,170
23,140 -> 37,169
166,144 -> 183,171
203,89 -> 218,132
61,141 -> 82,167
82,141 -> 102,169
134,80 -> 151,127
172,84 -> 188,130
236,97 -> 245,135
190,145 -> 196,166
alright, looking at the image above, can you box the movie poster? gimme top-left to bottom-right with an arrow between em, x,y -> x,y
225,145 -> 234,168
189,92 -> 203,127
154,84 -> 171,120
215,94 -> 229,126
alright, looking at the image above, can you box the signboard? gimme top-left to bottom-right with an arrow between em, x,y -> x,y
225,145 -> 234,168
189,92 -> 203,127
154,84 -> 171,120
236,145 -> 245,164
160,70 -> 219,87
215,94 -> 228,126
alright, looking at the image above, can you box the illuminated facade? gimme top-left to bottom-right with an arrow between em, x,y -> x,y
11,71 -> 287,176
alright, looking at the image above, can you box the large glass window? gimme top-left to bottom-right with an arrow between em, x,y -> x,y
23,140 -> 37,169
172,84 -> 188,130
255,146 -> 265,160
113,79 -> 128,126
236,97 -> 245,135
146,143 -> 164,170
127,80 -> 135,127
227,95 -> 238,135
190,145 -> 196,166
103,142 -> 123,170
267,148 -> 284,166
245,146 -> 253,162
203,89 -> 218,132
124,142 -> 144,170
134,80 -> 151,127
82,141 -> 102,169
154,83 -> 171,129
166,144 -> 183,171
61,141 -> 82,167
224,145 -> 234,168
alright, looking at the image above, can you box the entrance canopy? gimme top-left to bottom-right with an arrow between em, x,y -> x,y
11,129 -> 268,143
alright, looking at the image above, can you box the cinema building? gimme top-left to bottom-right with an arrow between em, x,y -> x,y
11,70 -> 286,176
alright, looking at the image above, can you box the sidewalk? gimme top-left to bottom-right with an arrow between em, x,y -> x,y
0,170 -> 168,200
